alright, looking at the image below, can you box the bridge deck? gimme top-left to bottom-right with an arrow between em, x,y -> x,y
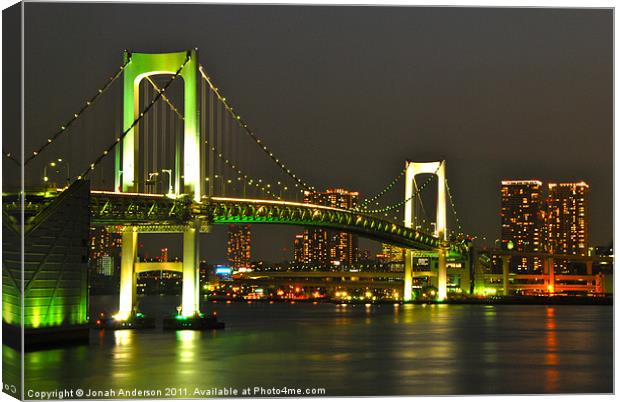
85,190 -> 468,253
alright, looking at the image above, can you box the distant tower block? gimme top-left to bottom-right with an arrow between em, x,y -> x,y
117,50 -> 201,201
403,160 -> 447,302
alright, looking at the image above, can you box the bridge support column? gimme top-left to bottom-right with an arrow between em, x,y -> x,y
182,222 -> 200,317
118,228 -> 138,320
586,261 -> 593,275
437,246 -> 447,301
501,255 -> 510,296
403,250 -> 413,302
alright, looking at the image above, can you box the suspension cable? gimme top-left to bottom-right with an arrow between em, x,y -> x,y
3,150 -> 20,165
198,64 -> 313,191
445,178 -> 464,235
357,168 -> 405,209
146,76 -> 287,201
24,58 -> 132,166
76,54 -> 190,180
206,138 -> 283,200
145,76 -> 184,120
360,160 -> 443,214
414,177 -> 429,226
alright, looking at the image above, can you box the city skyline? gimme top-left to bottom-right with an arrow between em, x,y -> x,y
124,178 -> 600,263
3,4 -> 613,397
7,4 -> 612,263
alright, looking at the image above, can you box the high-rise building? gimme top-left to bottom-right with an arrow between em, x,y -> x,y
356,249 -> 371,262
96,255 -> 115,276
545,182 -> 589,257
160,247 -> 169,262
500,180 -> 544,271
302,188 -> 359,268
381,243 -> 406,263
227,224 -> 251,269
302,225 -> 329,267
293,234 -> 304,264
89,226 -> 121,261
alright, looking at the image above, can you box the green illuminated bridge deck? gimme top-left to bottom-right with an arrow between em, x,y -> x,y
4,187 -> 468,254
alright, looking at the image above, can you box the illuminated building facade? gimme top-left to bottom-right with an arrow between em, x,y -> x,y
89,226 -> 121,278
302,225 -> 329,267
545,182 -> 589,271
381,243 -> 405,263
293,234 -> 304,264
500,180 -> 543,272
227,224 -> 252,269
302,189 -> 359,268
89,226 -> 121,260
96,255 -> 114,276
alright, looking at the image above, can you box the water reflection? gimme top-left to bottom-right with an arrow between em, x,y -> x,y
544,307 -> 560,393
18,298 -> 613,396
2,345 -> 21,399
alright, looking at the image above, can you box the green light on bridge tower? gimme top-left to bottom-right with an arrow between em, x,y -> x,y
116,49 -> 201,201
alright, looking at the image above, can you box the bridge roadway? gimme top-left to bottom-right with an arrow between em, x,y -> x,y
6,187 -> 467,253
5,183 -> 468,318
88,190 -> 468,254
482,249 -> 613,263
232,278 -> 403,290
230,271 -> 435,290
236,271 -> 434,279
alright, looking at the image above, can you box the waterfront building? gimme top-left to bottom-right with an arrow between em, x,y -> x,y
545,182 -> 589,272
293,234 -> 304,264
356,249 -> 371,262
302,189 -> 359,268
89,226 -> 121,261
96,255 -> 114,276
500,180 -> 544,272
160,247 -> 169,262
381,243 -> 405,263
302,226 -> 329,267
227,224 -> 252,269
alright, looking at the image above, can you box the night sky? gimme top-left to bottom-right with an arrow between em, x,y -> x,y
8,3 -> 613,263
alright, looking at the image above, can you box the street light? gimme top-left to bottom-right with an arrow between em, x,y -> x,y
43,159 -> 69,187
213,175 -> 226,196
56,158 -> 70,184
146,172 -> 159,194
275,181 -> 287,199
161,169 -> 173,195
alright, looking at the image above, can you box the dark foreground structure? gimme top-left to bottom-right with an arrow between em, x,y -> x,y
2,181 -> 91,349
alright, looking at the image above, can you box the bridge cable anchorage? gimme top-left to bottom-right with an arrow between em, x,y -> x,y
198,64 -> 314,192
75,55 -> 190,181
356,168 -> 406,210
444,178 -> 464,236
145,76 -> 286,201
24,57 -> 132,166
360,160 -> 443,215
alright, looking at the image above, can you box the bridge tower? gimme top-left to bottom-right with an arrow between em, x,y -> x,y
115,49 -> 201,200
403,160 -> 448,301
114,50 -> 203,320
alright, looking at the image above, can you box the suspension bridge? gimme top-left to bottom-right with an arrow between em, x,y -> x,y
3,49 -> 471,337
